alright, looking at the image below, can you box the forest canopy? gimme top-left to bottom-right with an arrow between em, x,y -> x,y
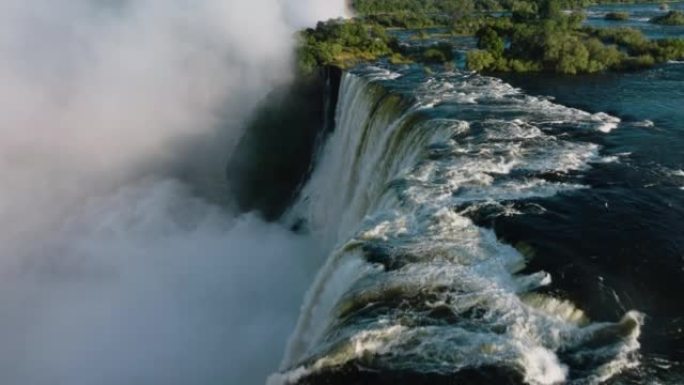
295,0 -> 684,75
467,0 -> 684,74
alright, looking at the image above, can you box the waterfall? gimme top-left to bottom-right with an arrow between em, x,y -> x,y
272,67 -> 641,385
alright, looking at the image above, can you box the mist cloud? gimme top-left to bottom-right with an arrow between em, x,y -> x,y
0,0 -> 344,384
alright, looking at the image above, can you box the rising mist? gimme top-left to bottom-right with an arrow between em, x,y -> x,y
0,1 -> 345,384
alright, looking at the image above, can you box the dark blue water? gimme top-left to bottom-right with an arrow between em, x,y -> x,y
495,5 -> 684,383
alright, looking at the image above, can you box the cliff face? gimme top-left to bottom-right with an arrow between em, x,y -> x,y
226,66 -> 343,220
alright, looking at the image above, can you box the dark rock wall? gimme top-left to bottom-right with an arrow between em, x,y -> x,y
226,66 -> 342,220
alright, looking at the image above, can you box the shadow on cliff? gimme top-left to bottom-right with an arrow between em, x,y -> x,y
227,66 -> 342,220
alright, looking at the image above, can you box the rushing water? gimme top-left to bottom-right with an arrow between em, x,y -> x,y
493,5 -> 684,383
270,5 -> 684,384
498,66 -> 684,385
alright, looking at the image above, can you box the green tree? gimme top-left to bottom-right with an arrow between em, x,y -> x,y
477,27 -> 505,57
445,0 -> 475,21
512,1 -> 537,22
651,11 -> 684,26
539,0 -> 562,20
467,50 -> 496,70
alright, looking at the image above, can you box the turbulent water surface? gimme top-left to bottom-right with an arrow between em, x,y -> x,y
269,5 -> 684,384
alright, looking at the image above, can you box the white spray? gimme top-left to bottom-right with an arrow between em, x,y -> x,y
0,1 -> 345,384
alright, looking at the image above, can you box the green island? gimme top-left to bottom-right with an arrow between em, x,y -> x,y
604,11 -> 631,20
296,0 -> 684,75
467,4 -> 684,74
650,10 -> 684,24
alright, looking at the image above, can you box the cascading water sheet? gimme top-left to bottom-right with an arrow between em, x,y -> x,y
272,67 -> 643,385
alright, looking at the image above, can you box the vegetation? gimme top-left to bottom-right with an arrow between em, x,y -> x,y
352,0 -> 504,15
295,0 -> 684,75
296,20 -> 401,74
351,0 -> 672,15
591,26 -> 684,62
421,42 -> 456,63
650,11 -> 684,25
296,19 -> 457,74
467,0 -> 684,74
604,11 -> 630,21
363,12 -> 444,29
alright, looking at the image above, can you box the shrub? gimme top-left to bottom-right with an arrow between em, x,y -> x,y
467,49 -> 496,70
651,11 -> 684,26
621,54 -> 656,70
296,19 -> 400,72
477,27 -> 505,56
605,12 -> 630,21
423,48 -> 448,63
421,42 -> 454,63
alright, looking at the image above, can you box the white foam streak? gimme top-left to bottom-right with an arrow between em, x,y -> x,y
279,70 -> 641,384
282,250 -> 380,365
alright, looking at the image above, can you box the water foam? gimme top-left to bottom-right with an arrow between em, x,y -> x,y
276,69 -> 641,384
